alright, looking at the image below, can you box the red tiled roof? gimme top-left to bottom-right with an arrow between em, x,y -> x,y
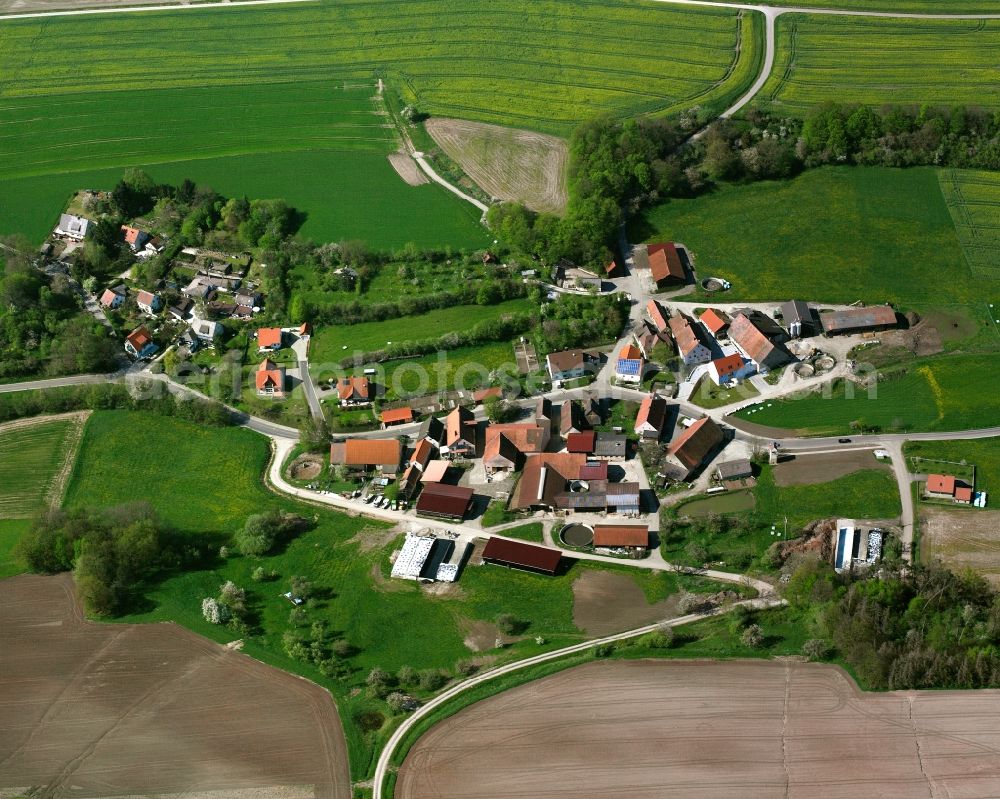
593,524 -> 649,548
409,438 -> 434,470
511,453 -> 587,510
668,314 -> 706,358
338,376 -> 370,402
136,290 -> 156,307
100,288 -> 121,307
255,359 -> 284,391
606,260 -> 621,277
668,417 -> 724,470
330,438 -> 402,467
647,242 -> 685,282
482,537 -> 561,574
646,299 -> 670,332
446,405 -> 475,446
955,486 -> 974,502
257,327 -> 282,348
125,326 -> 151,351
619,344 -> 642,361
635,393 -> 667,433
579,461 -> 608,481
700,308 -> 730,335
120,225 -> 145,247
712,353 -> 744,378
728,313 -> 777,366
381,406 -> 414,425
927,474 -> 956,495
415,482 -> 473,519
566,430 -> 596,453
473,386 -> 503,403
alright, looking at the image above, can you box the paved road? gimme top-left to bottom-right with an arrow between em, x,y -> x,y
0,0 -> 311,20
645,0 -> 1000,122
371,594 -> 786,799
291,334 -> 324,421
0,373 -> 111,393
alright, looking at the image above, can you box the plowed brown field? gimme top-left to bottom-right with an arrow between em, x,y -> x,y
398,659 -> 1000,798
0,574 -> 350,799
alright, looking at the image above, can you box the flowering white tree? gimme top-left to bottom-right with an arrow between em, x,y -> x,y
202,597 -> 231,625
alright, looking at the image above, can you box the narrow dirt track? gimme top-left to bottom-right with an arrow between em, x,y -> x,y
398,659 -> 1000,798
0,574 -> 351,799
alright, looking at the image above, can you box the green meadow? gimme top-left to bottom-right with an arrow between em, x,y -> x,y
904,438 -> 1000,493
0,85 -> 488,249
0,416 -> 79,520
940,170 -> 1000,282
732,354 -> 999,435
0,0 -> 760,245
57,409 -> 721,778
309,297 -> 533,363
634,167 -> 997,307
762,15 -> 1000,113
664,466 -> 900,569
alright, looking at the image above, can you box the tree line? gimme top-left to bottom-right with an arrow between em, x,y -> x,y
0,382 -> 234,427
487,103 -> 1000,270
784,557 -> 1000,690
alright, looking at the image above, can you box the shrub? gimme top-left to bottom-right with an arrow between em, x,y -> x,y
366,667 -> 391,698
496,613 -> 525,635
397,665 -> 418,687
802,638 -> 832,661
740,623 -> 764,649
417,669 -> 447,692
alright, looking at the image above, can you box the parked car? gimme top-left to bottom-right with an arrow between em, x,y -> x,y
838,438 -> 852,443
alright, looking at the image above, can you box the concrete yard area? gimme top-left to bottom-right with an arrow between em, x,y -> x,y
0,574 -> 351,799
398,658 -> 1000,798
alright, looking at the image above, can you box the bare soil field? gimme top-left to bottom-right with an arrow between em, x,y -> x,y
773,449 -> 888,486
572,570 -> 676,636
774,450 -> 889,486
0,574 -> 350,799
426,118 -> 568,214
386,151 -> 427,187
920,506 -> 1000,585
398,658 -> 1000,798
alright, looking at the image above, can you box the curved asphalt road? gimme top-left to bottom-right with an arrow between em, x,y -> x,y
371,595 -> 786,799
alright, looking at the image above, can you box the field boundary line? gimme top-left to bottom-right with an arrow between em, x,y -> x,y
373,595 -> 785,799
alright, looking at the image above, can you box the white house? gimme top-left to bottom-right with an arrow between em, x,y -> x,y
190,319 -> 223,343
124,326 -> 157,359
709,353 -> 754,386
99,286 -> 125,310
135,290 -> 162,315
55,214 -> 91,241
668,314 -> 712,366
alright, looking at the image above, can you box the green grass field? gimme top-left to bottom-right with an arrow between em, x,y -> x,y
0,416 -> 80,520
309,298 -> 533,364
905,438 -> 1000,493
762,15 -> 1000,113
940,170 -> 1000,282
634,167 -> 998,307
0,0 -> 760,245
0,94 -> 488,249
664,466 -> 900,569
759,0 -> 999,9
733,354 -> 999,435
58,409 -> 725,779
